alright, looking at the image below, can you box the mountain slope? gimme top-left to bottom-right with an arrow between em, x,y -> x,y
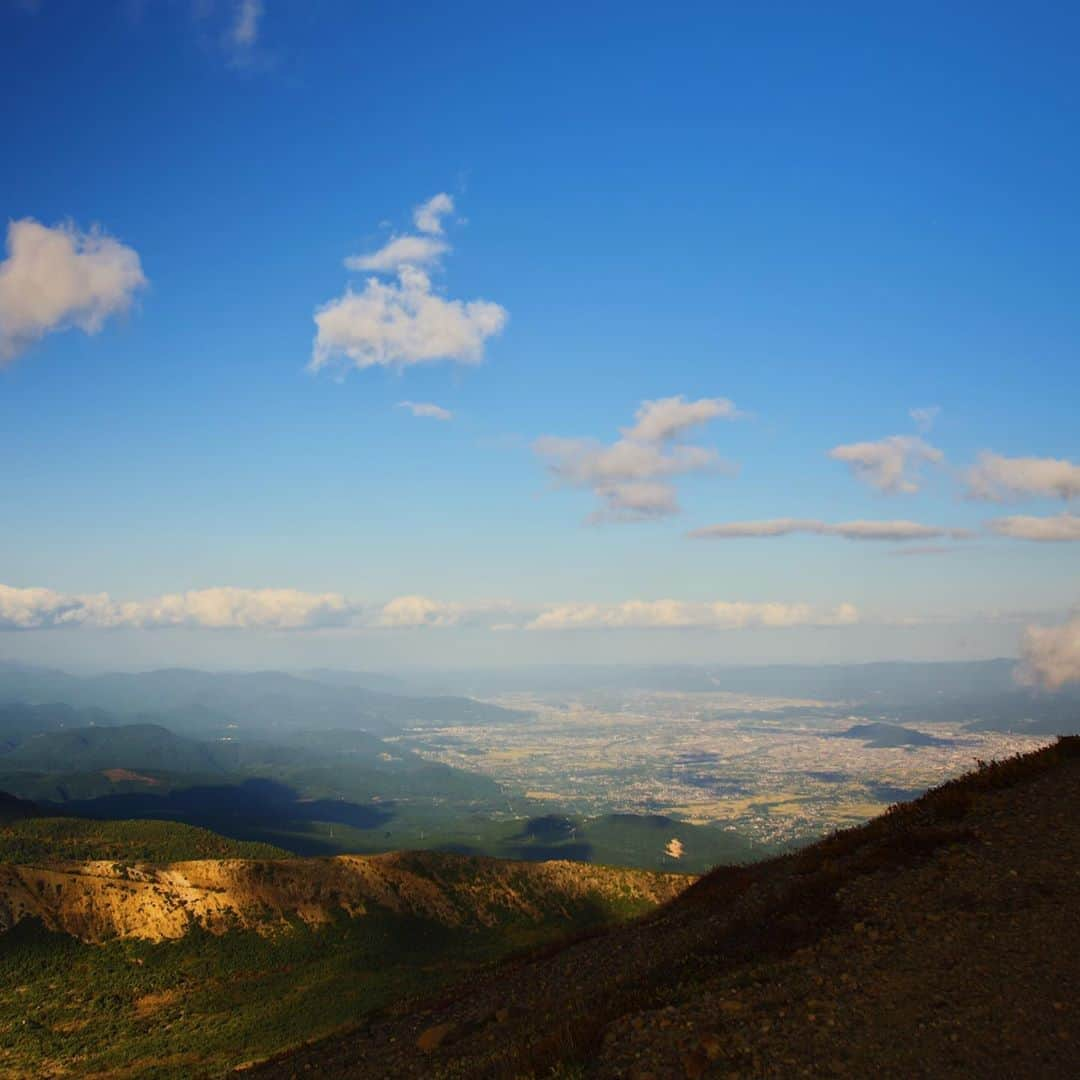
250,736 -> 1080,1079
0,816 -> 287,863
1,722 -> 229,773
0,850 -> 689,1077
0,850 -> 687,943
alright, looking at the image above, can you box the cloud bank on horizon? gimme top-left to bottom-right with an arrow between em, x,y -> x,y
8,579 -> 1077,691
0,582 -> 862,637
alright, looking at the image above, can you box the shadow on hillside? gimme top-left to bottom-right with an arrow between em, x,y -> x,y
505,815 -> 596,862
40,778 -> 396,855
507,843 -> 595,862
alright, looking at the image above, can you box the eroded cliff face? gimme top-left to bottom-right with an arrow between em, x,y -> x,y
0,850 -> 689,942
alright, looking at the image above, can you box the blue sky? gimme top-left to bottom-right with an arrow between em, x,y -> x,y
1,0 -> 1078,673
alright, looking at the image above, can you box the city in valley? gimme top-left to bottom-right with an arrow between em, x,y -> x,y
395,691 -> 1050,848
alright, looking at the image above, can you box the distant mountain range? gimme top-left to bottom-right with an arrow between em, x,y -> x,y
0,662 -> 526,737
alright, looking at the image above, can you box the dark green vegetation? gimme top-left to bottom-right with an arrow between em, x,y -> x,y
0,790 -> 38,822
0,904 -> 632,1078
0,816 -> 287,863
250,737 -> 1080,1079
0,843 -> 683,1079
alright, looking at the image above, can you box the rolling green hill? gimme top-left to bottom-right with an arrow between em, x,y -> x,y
0,816 -> 287,863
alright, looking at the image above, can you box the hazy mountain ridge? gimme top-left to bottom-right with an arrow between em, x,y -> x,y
0,663 -> 527,736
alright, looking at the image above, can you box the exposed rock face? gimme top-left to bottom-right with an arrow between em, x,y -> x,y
0,850 -> 689,943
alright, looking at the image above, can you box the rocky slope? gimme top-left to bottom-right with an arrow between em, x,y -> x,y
0,849 -> 688,943
249,736 -> 1080,1079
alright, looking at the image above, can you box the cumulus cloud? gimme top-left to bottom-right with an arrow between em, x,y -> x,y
689,519 -> 972,542
909,406 -> 941,433
1017,615 -> 1080,690
535,396 -> 739,523
0,585 -> 103,630
397,400 -> 452,421
0,219 -> 147,364
964,452 -> 1080,502
828,436 -> 943,494
621,395 -> 739,443
988,513 -> 1080,542
311,266 -> 506,373
344,235 -> 449,273
413,193 -> 455,235
0,585 -> 352,631
525,600 -> 858,631
311,195 -> 506,375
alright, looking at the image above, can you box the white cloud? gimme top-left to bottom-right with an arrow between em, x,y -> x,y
689,519 -> 972,542
590,482 -> 680,523
1017,615 -> 1080,690
525,600 -> 858,631
0,219 -> 147,364
228,0 -> 262,49
0,585 -> 352,631
311,195 -> 505,375
964,452 -> 1080,502
988,513 -> 1080,542
828,435 -> 943,494
397,400 -> 452,421
413,193 -> 454,235
0,585 -> 100,630
345,235 -> 449,273
374,596 -> 517,629
311,266 -> 507,373
909,405 -> 941,433
120,587 -> 352,630
535,396 -> 739,523
377,595 -> 463,628
621,395 -> 739,443
536,437 -> 719,487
